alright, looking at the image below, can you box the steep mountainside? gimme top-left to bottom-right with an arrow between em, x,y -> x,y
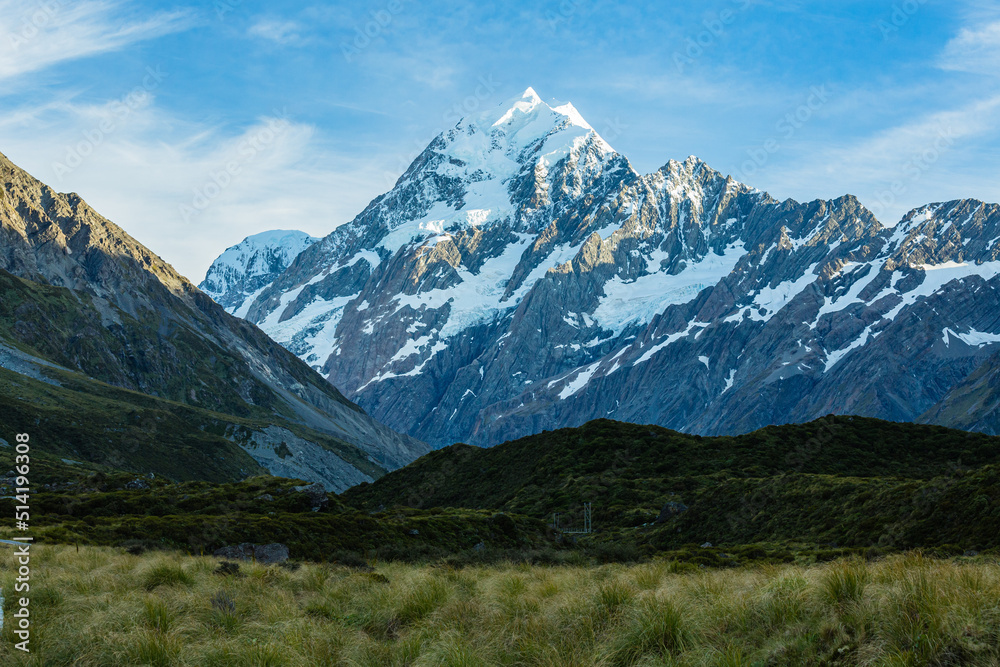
920,350 -> 1000,435
0,150 -> 429,489
209,88 -> 1000,445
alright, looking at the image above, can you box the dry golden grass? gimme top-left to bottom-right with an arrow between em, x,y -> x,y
1,546 -> 999,665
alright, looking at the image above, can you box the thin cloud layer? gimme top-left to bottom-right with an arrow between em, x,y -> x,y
247,19 -> 305,46
0,99 -> 387,282
940,20 -> 1000,75
759,94 -> 1000,225
0,0 -> 192,83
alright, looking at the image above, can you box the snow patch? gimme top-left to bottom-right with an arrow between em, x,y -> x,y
634,322 -> 706,365
558,361 -> 601,400
721,368 -> 736,394
943,328 -> 1000,348
824,325 -> 875,372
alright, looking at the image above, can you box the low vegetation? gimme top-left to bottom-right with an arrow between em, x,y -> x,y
0,475 -> 550,565
342,417 -> 1000,514
1,417 -> 997,662
342,417 -> 1000,557
4,417 -> 999,566
1,545 -> 999,665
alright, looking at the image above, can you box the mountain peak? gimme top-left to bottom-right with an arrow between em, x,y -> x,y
663,155 -> 710,172
513,86 -> 542,105
457,87 -> 612,157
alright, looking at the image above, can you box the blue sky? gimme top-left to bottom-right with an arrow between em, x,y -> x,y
2,0 -> 999,281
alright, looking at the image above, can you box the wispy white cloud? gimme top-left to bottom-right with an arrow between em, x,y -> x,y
940,20 -> 1000,75
828,96 -> 1000,177
0,99 -> 390,283
0,0 -> 193,83
0,1 -> 375,282
735,11 -> 1000,224
247,19 -> 304,46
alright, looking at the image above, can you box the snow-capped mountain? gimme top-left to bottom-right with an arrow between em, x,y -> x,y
206,87 -> 1000,445
200,230 -> 318,316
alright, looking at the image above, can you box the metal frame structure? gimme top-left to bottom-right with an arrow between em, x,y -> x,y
552,502 -> 592,534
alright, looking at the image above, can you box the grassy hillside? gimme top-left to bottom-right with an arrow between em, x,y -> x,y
342,417 -> 1000,511
0,268 -> 284,419
2,545 -> 1000,666
341,417 -> 1000,556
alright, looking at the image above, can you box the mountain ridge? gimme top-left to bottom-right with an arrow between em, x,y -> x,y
341,416 -> 1000,555
202,90 -> 1000,445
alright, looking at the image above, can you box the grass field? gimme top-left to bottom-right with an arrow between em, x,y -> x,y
1,545 -> 999,666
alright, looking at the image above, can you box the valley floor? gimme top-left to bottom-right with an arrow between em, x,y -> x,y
1,546 -> 998,666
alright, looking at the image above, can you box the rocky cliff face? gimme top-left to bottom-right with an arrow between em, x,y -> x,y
209,88 -> 1000,444
0,150 -> 429,488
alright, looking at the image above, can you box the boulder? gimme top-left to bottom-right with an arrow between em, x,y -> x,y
255,543 -> 290,564
214,561 -> 241,576
214,543 -> 255,560
293,482 -> 329,510
213,542 -> 289,564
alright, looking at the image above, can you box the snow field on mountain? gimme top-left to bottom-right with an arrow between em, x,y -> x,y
594,243 -> 745,335
200,86 -> 1000,444
201,230 -> 318,298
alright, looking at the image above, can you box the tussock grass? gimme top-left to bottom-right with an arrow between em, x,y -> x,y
1,546 -> 999,665
141,558 -> 195,591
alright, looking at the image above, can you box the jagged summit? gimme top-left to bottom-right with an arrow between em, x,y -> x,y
485,86 -> 595,133
494,86 -> 544,116
280,87 -> 630,263
510,86 -> 542,104
445,86 -> 617,175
